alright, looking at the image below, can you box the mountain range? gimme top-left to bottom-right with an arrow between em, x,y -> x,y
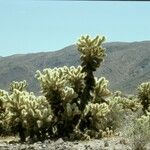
0,41 -> 150,95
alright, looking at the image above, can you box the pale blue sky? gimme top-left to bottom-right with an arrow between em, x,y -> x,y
0,1 -> 150,56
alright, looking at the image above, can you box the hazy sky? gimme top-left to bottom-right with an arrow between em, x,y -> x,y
0,1 -> 150,56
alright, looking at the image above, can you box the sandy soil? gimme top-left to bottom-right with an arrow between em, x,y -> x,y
0,136 -> 150,150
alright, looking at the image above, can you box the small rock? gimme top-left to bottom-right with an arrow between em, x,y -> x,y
42,144 -> 47,148
8,141 -> 17,144
38,146 -> 43,149
36,141 -> 42,145
44,139 -> 51,144
73,141 -> 78,145
20,148 -> 27,150
55,138 -> 64,144
84,145 -> 92,150
28,145 -> 35,150
104,141 -> 109,147
120,139 -> 128,145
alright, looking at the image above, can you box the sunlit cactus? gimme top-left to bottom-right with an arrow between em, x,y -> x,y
10,80 -> 27,93
62,66 -> 86,94
137,82 -> 150,113
111,96 -> 141,112
1,34 -> 150,143
136,111 -> 150,128
5,89 -> 27,142
35,67 -> 66,96
77,35 -> 106,72
63,102 -> 81,118
92,77 -> 111,103
35,35 -> 108,139
113,90 -> 123,97
0,89 -> 8,115
22,95 -> 53,141
0,89 -> 9,135
5,88 -> 53,142
83,103 -> 110,132
71,102 -> 110,139
35,67 -> 80,137
132,111 -> 150,149
77,35 -> 106,111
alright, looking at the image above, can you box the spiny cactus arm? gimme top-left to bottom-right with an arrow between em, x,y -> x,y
63,102 -> 81,118
108,96 -> 141,112
137,82 -> 150,113
82,102 -> 110,131
35,68 -> 66,97
135,111 -> 150,135
0,89 -> 8,97
0,89 -> 10,134
61,86 -> 78,104
6,90 -> 27,113
0,89 -> 8,112
62,66 -> 86,94
113,91 -> 122,97
4,90 -> 29,142
92,77 -> 111,103
77,35 -> 106,72
10,80 -> 27,93
84,102 -> 110,118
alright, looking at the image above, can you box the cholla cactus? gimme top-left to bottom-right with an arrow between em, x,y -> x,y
35,35 -> 108,139
35,67 -> 66,96
6,88 -> 53,142
0,89 -> 9,135
92,77 -> 111,103
63,66 -> 86,95
22,95 -> 53,141
113,91 -> 123,97
5,89 -> 27,141
101,127 -> 114,138
72,102 -> 110,139
83,103 -> 110,132
136,111 -> 150,130
77,35 -> 106,111
132,111 -> 150,149
137,82 -> 150,113
35,67 -> 80,137
63,102 -> 81,118
10,80 -> 27,93
0,89 -> 8,114
77,35 -> 106,72
106,96 -> 141,131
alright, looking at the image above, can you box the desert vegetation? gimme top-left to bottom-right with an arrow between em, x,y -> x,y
0,35 -> 150,149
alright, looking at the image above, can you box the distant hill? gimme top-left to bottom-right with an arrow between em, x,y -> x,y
0,41 -> 150,95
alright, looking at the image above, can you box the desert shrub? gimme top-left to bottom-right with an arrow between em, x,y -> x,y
131,111 -> 150,150
106,95 -> 142,133
137,82 -> 150,113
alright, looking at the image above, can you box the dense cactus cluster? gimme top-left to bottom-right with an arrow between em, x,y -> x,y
131,111 -> 150,149
137,82 -> 150,113
0,81 -> 53,142
0,35 -> 149,147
